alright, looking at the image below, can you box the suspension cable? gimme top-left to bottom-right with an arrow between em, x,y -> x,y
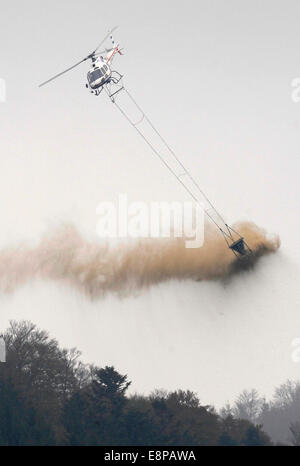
104,81 -> 236,239
123,88 -> 227,226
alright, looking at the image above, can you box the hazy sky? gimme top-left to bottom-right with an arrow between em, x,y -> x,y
0,0 -> 299,407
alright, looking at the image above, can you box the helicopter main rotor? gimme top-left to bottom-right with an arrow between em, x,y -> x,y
38,26 -> 118,88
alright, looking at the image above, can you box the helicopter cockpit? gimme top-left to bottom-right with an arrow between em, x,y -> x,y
87,64 -> 111,89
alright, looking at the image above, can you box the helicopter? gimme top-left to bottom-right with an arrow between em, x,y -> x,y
39,27 -> 123,96
39,28 -> 251,258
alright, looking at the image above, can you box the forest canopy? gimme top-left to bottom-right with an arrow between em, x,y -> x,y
0,320 -> 295,446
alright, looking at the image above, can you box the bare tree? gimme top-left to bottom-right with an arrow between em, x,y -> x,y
290,422 -> 300,446
233,389 -> 265,423
274,380 -> 300,408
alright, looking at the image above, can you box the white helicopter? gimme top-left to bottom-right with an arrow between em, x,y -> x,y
39,28 -> 251,258
39,27 -> 123,95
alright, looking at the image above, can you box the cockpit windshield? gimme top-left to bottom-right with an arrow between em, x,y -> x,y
88,68 -> 103,83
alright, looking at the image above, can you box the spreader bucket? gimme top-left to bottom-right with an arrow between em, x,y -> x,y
229,238 -> 246,256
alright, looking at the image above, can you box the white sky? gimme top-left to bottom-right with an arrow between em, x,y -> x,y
0,0 -> 299,407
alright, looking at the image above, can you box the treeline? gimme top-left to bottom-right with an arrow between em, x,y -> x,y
220,384 -> 300,445
0,320 -> 272,446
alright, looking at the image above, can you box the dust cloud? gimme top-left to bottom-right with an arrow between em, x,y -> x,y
0,222 -> 280,299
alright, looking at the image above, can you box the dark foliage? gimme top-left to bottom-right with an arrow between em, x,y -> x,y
0,321 -> 272,446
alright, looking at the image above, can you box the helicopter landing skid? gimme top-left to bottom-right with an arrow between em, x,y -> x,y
109,70 -> 123,85
90,87 -> 104,97
105,71 -> 124,102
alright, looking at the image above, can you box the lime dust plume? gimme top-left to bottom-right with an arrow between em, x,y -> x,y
0,222 -> 280,298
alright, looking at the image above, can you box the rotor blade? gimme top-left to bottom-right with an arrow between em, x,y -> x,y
94,48 -> 114,57
92,26 -> 118,54
93,50 -> 107,56
38,56 -> 88,87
